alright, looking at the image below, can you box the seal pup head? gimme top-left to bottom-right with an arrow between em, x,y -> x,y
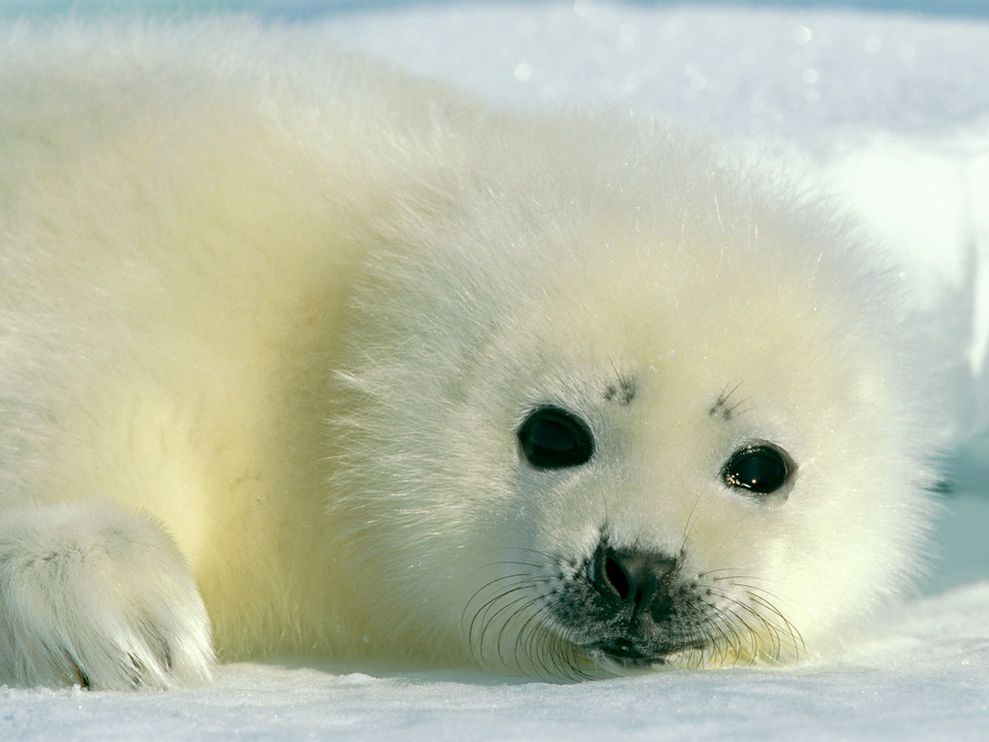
329,120 -> 937,678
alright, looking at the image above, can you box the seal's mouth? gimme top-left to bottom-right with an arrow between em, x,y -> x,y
586,641 -> 661,669
584,637 -> 708,669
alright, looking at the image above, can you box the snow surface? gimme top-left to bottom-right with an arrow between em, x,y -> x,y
1,1 -> 988,739
2,579 -> 988,742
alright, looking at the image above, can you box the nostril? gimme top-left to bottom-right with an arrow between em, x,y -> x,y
590,542 -> 678,611
604,552 -> 631,601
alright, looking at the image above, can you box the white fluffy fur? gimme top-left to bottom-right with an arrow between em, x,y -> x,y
0,20 -> 936,689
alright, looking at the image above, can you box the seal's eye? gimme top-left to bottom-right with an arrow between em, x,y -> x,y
517,405 -> 594,470
721,443 -> 792,495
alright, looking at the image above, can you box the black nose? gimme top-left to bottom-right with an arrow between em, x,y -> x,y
590,542 -> 677,619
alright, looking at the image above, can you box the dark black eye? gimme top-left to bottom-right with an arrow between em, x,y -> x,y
721,443 -> 792,495
517,405 -> 595,470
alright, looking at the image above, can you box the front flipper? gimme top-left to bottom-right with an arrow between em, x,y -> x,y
0,502 -> 214,689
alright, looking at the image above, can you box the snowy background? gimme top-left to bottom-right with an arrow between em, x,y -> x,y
1,0 -> 987,739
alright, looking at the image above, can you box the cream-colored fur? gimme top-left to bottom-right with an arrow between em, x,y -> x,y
0,20 -> 936,689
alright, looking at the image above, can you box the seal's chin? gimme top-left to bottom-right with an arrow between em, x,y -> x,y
583,638 -> 707,671
586,643 -> 663,671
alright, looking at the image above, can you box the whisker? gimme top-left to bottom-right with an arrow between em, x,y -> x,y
514,600 -> 553,673
493,547 -> 556,559
678,493 -> 703,557
705,587 -> 784,660
496,596 -> 544,671
725,580 -> 787,602
478,593 -> 535,658
699,567 -> 767,579
711,599 -> 761,663
710,604 -> 745,664
550,627 -> 591,681
467,579 -> 548,653
727,404 -> 752,419
463,573 -> 543,628
527,607 -> 560,679
744,591 -> 805,654
482,561 -> 548,570
696,569 -> 805,662
697,607 -> 732,666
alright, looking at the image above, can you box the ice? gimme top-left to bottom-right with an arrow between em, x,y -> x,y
1,578 -> 987,740
0,1 -> 987,739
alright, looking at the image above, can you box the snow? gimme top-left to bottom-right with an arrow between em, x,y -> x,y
1,1 -> 988,739
2,582 -> 988,741
2,578 -> 988,741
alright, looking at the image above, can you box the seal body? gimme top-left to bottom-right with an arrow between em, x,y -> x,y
0,21 -> 936,688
